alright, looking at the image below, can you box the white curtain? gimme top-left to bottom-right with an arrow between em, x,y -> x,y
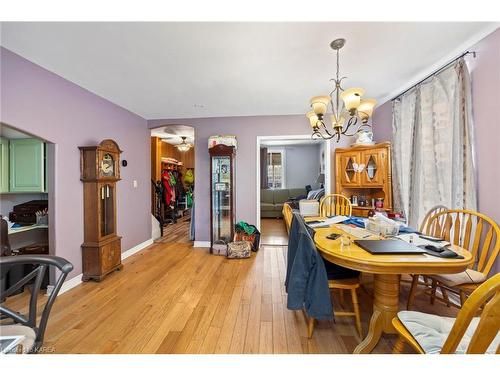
392,58 -> 477,228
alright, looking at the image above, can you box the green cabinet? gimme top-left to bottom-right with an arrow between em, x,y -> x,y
0,137 -> 9,193
9,139 -> 45,192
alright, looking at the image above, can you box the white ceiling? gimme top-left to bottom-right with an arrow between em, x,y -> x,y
1,22 -> 498,119
150,124 -> 194,145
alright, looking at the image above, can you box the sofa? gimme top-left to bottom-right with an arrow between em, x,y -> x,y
261,188 -> 307,218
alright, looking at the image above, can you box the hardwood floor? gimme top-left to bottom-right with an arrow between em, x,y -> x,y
156,215 -> 192,244
260,218 -> 288,246
3,240 -> 459,354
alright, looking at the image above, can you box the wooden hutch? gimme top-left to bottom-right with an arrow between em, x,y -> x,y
335,142 -> 393,217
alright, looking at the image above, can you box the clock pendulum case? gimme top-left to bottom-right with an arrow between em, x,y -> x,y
79,139 -> 123,281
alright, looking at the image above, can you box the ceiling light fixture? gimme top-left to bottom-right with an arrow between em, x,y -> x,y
176,136 -> 192,152
307,38 -> 377,142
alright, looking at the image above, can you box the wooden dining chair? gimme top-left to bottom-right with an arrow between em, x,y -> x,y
319,194 -> 352,217
307,195 -> 360,338
403,205 -> 449,306
407,209 -> 500,310
282,203 -> 294,234
418,205 -> 449,233
393,273 -> 500,354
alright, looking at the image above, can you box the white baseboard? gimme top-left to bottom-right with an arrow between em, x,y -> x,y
193,241 -> 211,248
58,273 -> 83,295
57,238 -> 154,295
121,238 -> 154,260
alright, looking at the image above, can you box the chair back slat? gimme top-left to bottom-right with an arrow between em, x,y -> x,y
419,205 -> 448,233
443,214 -> 453,242
319,194 -> 352,217
463,215 -> 473,251
441,273 -> 500,354
470,218 -> 483,261
426,209 -> 500,276
477,227 -> 494,272
453,214 -> 461,245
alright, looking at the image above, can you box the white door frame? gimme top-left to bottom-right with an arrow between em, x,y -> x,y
256,135 -> 331,231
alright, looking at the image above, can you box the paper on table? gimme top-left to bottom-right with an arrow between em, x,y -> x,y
334,224 -> 376,239
396,233 -> 449,247
307,215 -> 349,228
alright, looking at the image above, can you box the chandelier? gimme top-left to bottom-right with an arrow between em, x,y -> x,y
307,38 -> 377,142
176,136 -> 192,152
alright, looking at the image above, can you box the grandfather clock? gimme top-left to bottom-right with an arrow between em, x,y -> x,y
79,139 -> 122,281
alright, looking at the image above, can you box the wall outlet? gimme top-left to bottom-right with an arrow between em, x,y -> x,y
133,180 -> 138,188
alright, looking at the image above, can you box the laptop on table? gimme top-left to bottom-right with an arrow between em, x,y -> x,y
354,240 -> 426,255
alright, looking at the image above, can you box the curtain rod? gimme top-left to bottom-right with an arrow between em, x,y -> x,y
391,50 -> 476,101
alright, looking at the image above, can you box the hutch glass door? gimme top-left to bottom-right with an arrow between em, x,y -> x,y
211,156 -> 232,244
100,183 -> 115,237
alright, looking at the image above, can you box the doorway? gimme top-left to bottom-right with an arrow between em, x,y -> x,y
1,123 -> 54,287
256,135 -> 331,245
150,125 -> 195,244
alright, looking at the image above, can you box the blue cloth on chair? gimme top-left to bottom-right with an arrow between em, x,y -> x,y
285,213 -> 333,320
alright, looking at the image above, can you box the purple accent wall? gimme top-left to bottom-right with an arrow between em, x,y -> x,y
1,47 -> 151,278
371,101 -> 392,143
371,28 -> 500,273
149,116 -> 352,241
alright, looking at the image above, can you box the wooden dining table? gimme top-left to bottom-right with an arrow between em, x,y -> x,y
311,222 -> 473,354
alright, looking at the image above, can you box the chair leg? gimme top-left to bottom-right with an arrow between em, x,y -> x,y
307,317 -> 316,339
459,290 -> 467,307
430,280 -> 438,305
392,336 -> 406,354
440,286 -> 451,307
339,289 -> 345,307
407,274 -> 419,310
351,288 -> 362,338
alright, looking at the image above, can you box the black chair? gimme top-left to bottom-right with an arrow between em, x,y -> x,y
0,255 -> 73,353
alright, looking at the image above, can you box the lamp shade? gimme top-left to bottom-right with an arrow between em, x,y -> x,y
357,98 -> 377,122
306,111 -> 319,128
310,95 -> 330,116
340,88 -> 364,112
330,114 -> 345,129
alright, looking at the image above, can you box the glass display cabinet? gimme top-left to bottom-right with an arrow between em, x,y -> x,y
209,144 -> 236,253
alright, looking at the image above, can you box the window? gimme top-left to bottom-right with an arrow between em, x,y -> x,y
267,150 -> 284,189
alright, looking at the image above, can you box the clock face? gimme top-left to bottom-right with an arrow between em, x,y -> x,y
101,153 -> 114,177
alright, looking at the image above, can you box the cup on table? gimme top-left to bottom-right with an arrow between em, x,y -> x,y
340,235 -> 351,247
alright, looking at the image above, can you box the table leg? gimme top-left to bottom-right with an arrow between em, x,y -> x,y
354,274 -> 400,354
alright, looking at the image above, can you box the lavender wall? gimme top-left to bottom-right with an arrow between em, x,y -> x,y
371,28 -> 500,273
268,144 -> 321,189
1,48 -> 151,278
149,116 -> 352,241
371,101 -> 392,143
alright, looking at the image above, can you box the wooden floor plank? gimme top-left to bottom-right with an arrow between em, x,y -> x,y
2,220 -> 460,354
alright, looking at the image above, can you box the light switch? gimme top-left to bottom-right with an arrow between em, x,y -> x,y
133,180 -> 138,188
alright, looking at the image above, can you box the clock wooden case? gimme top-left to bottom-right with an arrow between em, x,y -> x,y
79,139 -> 122,281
